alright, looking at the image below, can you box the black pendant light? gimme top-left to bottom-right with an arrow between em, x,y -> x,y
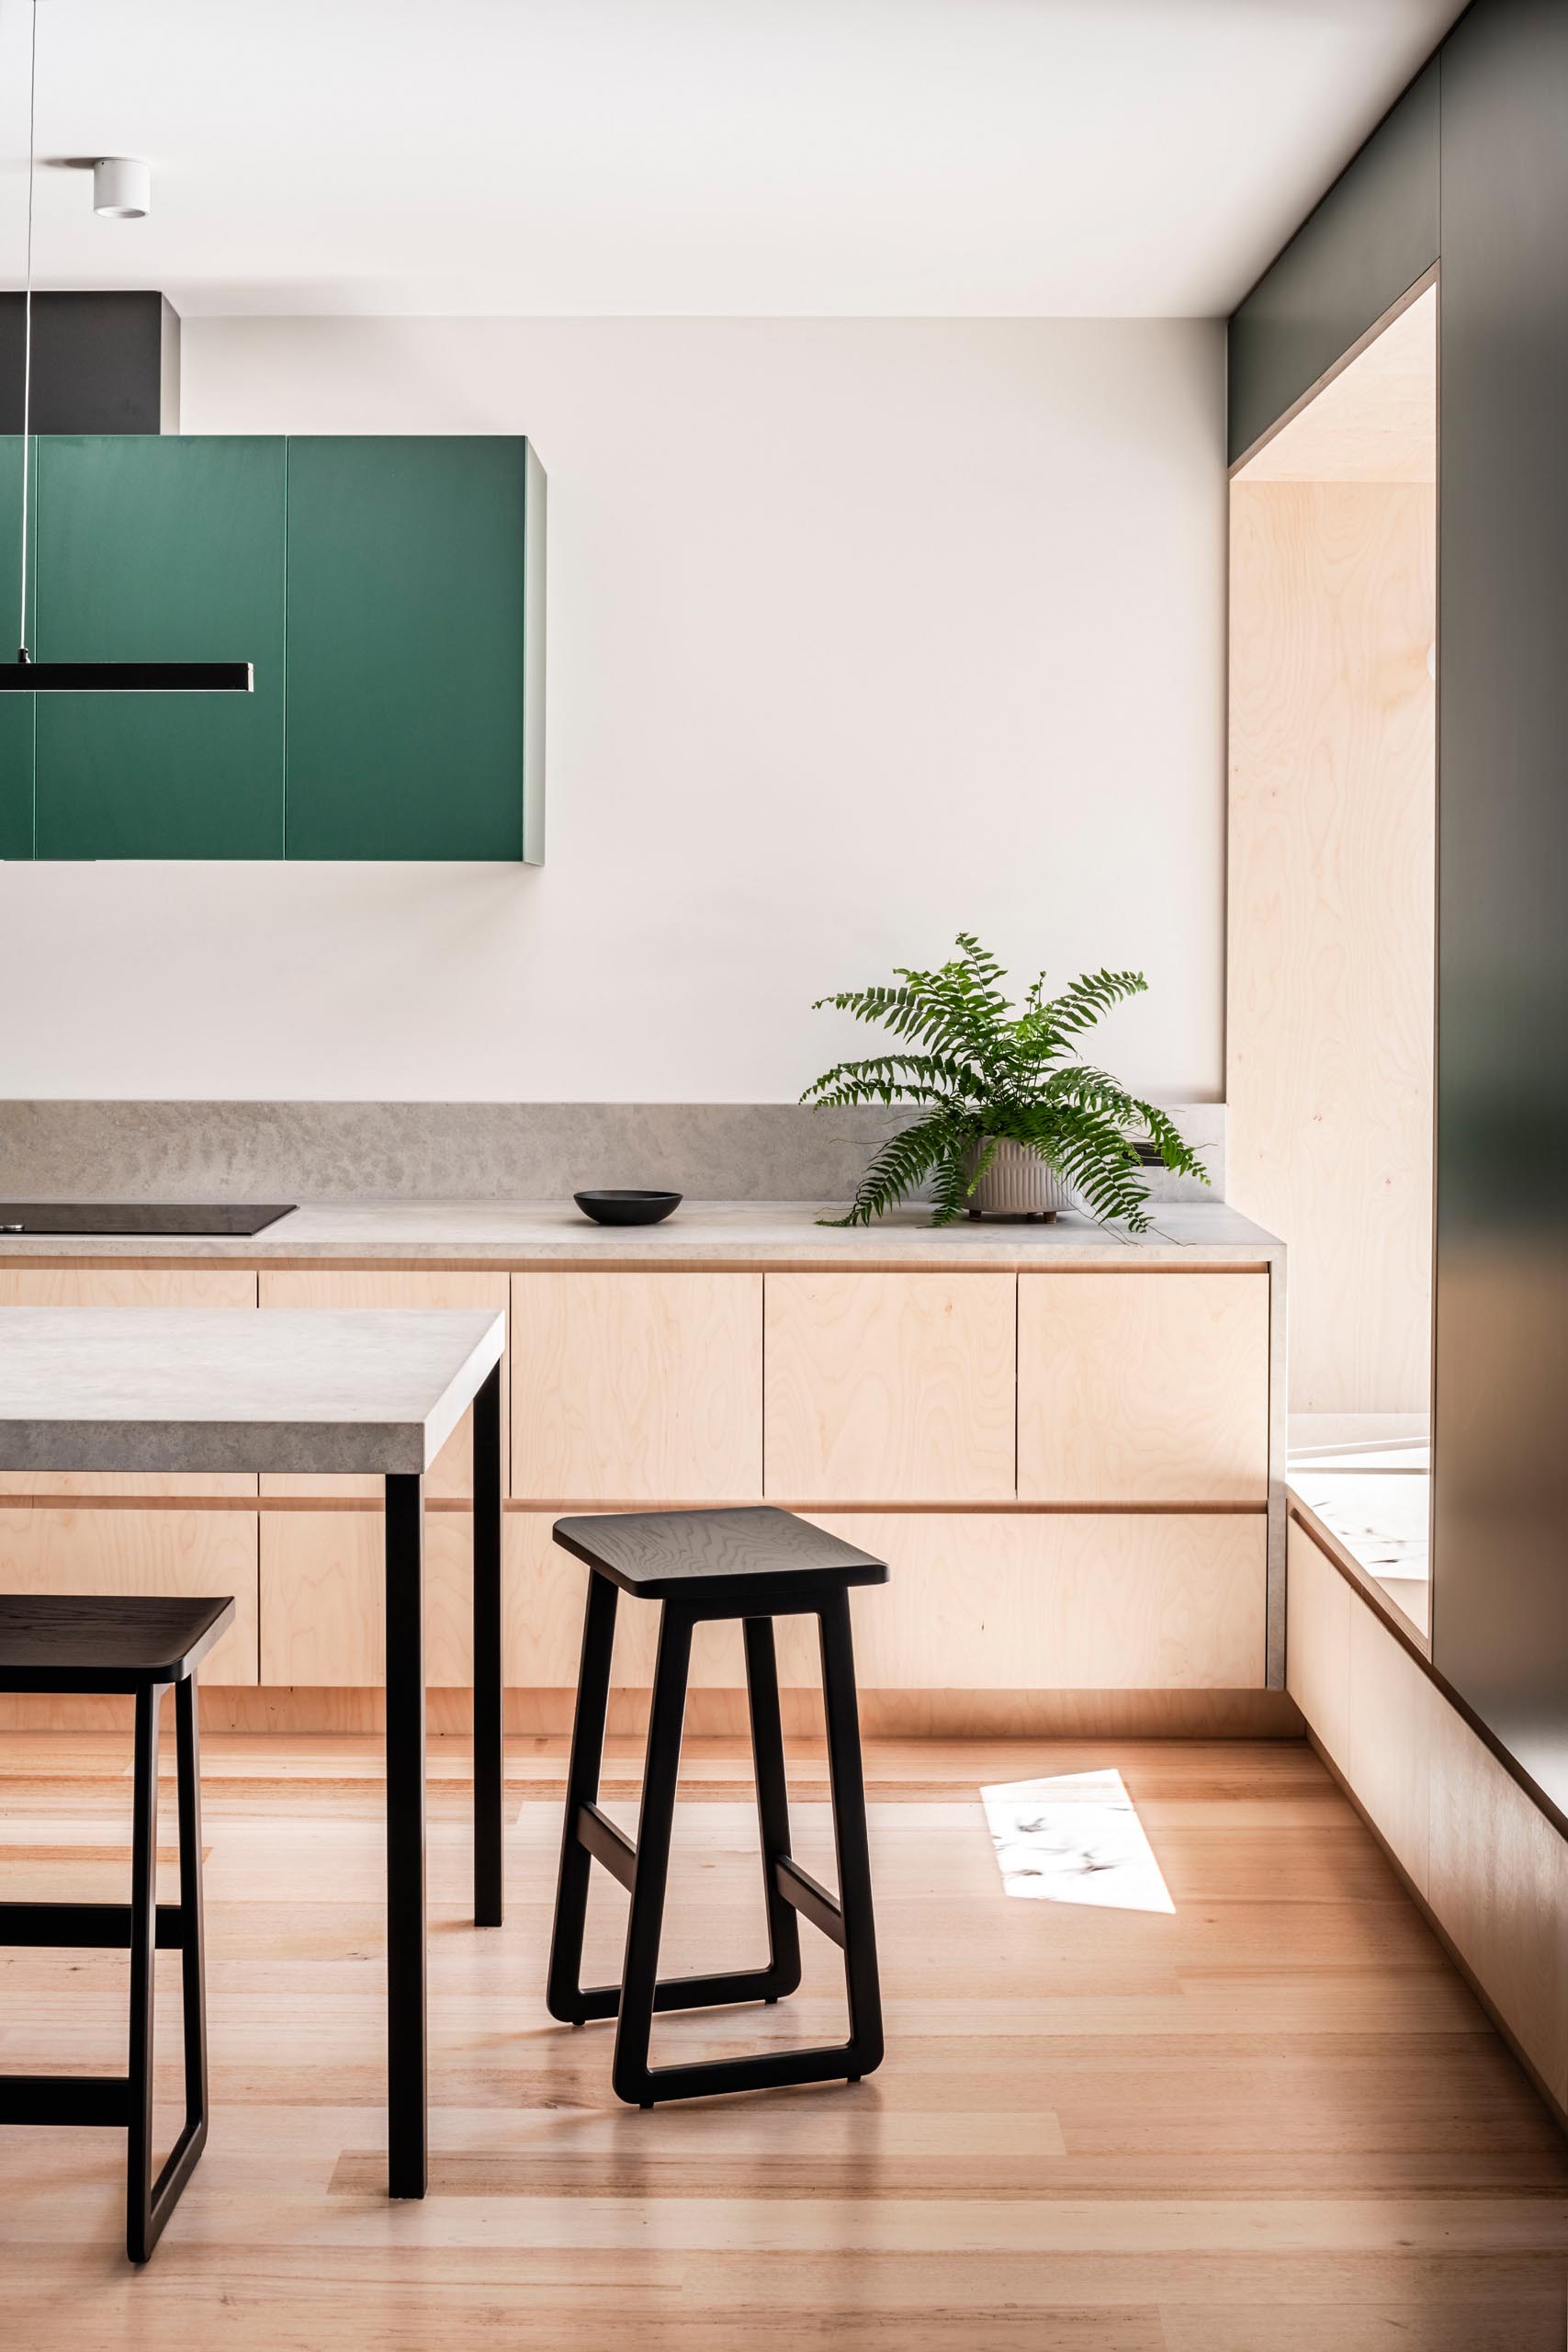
6,0 -> 252,695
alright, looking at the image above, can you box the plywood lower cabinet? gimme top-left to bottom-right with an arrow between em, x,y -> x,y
0,1506 -> 259,1682
511,1272 -> 762,1502
1018,1272 -> 1269,1503
505,1508 -> 1265,1694
256,1271 -> 510,1500
763,1272 -> 1016,1502
260,1510 -> 480,1685
0,1266 -> 258,1498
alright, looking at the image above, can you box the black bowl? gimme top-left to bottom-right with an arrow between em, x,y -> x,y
573,1189 -> 682,1227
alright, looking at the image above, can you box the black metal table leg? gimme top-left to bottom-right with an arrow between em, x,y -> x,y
547,1571 -> 619,2025
385,1471 -> 428,2199
125,1682 -> 164,2262
472,1362 -> 504,1928
612,1603 -> 694,2107
818,1588 -> 884,2084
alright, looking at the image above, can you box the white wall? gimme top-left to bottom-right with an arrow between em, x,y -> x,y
0,317 -> 1225,1102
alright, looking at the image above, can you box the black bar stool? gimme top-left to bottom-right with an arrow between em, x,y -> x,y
0,1591 -> 234,2262
546,1506 -> 887,2107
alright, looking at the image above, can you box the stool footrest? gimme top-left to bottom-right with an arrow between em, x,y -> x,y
576,1802 -> 637,1892
773,1857 -> 846,1950
0,2072 -> 132,2126
0,1900 -> 186,1951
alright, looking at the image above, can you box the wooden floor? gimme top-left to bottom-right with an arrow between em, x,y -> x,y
1,1729 -> 1565,2349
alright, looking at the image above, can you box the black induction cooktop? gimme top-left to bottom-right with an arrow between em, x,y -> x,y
0,1204 -> 296,1237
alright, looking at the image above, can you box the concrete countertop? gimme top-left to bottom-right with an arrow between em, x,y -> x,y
0,1306 -> 505,1475
0,1199 -> 1282,1265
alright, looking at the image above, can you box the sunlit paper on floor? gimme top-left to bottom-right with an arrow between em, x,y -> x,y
980,1768 -> 1175,1912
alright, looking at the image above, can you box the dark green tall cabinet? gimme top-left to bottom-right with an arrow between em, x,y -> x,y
0,434 -> 545,862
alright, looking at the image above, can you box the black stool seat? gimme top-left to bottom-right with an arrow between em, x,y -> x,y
0,1593 -> 234,1692
0,1590 -> 232,2260
553,1505 -> 889,1600
547,1505 -> 886,2109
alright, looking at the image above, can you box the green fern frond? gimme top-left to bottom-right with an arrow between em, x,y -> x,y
805,936 -> 1179,1228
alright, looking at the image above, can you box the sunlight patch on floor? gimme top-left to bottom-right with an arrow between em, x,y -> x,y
980,1768 -> 1175,1913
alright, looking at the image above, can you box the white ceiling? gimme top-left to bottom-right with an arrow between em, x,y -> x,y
0,0 -> 1462,318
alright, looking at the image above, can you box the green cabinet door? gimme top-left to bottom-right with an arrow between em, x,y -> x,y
0,437 -> 35,857
33,436 -> 285,859
284,436 -> 536,860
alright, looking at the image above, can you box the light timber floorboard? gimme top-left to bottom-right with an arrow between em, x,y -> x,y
0,1732 -> 1562,2349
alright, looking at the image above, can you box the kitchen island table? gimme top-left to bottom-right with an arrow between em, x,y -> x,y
0,1305 -> 506,2199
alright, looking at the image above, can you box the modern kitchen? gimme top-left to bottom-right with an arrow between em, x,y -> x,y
3,5 -> 1567,2346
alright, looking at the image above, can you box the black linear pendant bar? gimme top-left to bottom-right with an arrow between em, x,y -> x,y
0,662 -> 254,693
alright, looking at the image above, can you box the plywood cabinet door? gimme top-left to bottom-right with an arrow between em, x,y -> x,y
1017,1272 -> 1269,1503
260,1510 -> 478,1686
0,1266 -> 259,1498
772,1512 -> 1266,1691
256,1271 -> 509,1499
512,1272 -> 762,1502
763,1273 -> 1016,1502
0,1506 -> 259,1683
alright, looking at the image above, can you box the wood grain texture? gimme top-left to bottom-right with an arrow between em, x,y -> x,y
763,1272 -> 1015,1502
1289,1513 -> 1568,2124
510,1510 -> 1264,1695
0,1265 -> 258,1497
259,1508 -> 480,1686
1017,1272 -> 1269,1503
0,1682 -> 1307,1738
512,1272 -> 762,1502
1228,476 -> 1435,1412
1348,1589 -> 1436,1896
1286,1519 -> 1351,1769
0,1726 -> 1562,2349
0,1506 -> 258,1683
1427,1696 -> 1568,2114
255,1271 -> 509,1499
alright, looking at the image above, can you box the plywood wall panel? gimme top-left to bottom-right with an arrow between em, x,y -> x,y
1227,478 -> 1435,1412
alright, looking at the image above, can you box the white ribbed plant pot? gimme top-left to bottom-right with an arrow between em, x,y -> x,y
964,1137 -> 1074,1219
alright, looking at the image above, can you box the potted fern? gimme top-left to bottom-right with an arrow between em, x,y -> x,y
803,933 -> 1207,1229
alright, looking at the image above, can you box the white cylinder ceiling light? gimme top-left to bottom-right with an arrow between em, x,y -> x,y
93,156 -> 150,219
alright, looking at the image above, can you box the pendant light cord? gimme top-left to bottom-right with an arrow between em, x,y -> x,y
17,0 -> 39,662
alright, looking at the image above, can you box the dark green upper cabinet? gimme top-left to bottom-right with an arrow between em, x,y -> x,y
33,436 -> 286,859
284,437 -> 545,862
0,437 -> 34,857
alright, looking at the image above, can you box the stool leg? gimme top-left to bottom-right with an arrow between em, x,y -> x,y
126,1683 -> 164,2263
818,1589 -> 884,2083
547,1572 -> 619,2025
384,1471 -> 428,2199
743,1617 -> 802,2002
612,1603 -> 694,2108
174,1677 -> 209,2155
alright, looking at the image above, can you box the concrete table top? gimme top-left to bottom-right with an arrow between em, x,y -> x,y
0,1306 -> 505,1477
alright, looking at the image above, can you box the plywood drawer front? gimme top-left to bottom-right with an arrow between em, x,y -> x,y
0,1507 -> 259,1683
512,1272 -> 762,1502
1017,1272 -> 1269,1503
1285,1520 -> 1351,1768
763,1272 -> 1015,1502
506,1513 -> 746,1690
260,1510 -> 480,1686
767,1513 -> 1266,1690
256,1272 -> 509,1500
0,1267 -> 258,1498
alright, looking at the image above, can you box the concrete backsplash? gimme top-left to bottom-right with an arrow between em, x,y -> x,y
0,1101 -> 1224,1207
